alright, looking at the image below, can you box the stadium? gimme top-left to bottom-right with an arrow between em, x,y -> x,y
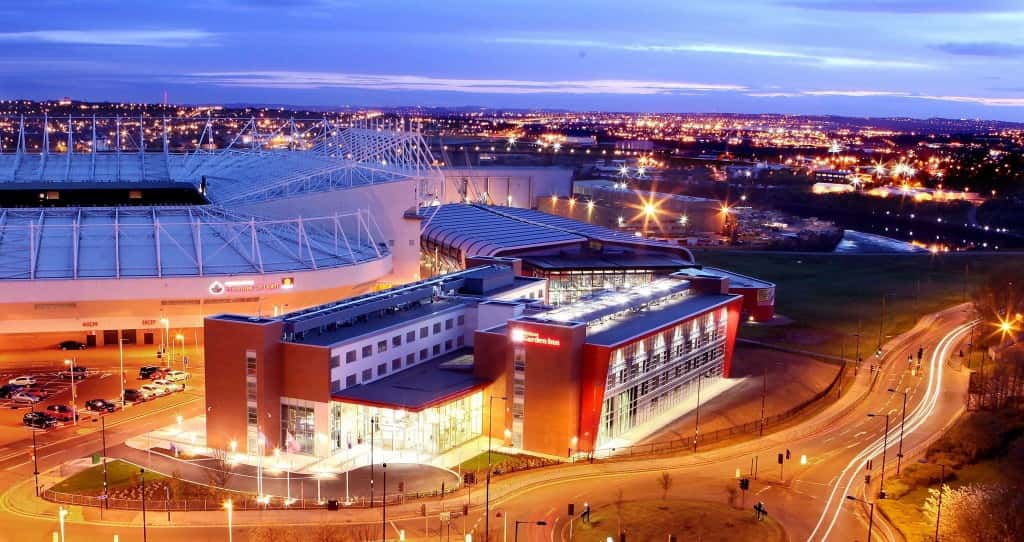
0,115 -> 438,348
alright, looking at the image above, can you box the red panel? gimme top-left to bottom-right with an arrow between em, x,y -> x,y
722,297 -> 744,378
578,344 -> 611,453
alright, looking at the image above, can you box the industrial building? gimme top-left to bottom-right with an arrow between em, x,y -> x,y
204,262 -> 746,460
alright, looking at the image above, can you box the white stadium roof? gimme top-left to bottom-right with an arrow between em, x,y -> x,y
0,115 -> 441,280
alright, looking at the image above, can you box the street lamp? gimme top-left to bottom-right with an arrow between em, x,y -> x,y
140,468 -> 148,542
934,463 -> 948,541
159,318 -> 169,361
118,337 -> 127,405
486,395 -> 508,541
382,463 -> 388,542
223,499 -> 233,542
63,358 -> 77,425
867,413 -> 891,499
175,333 -> 186,369
846,495 -> 875,541
888,388 -> 909,475
58,506 -> 68,542
513,520 -> 547,542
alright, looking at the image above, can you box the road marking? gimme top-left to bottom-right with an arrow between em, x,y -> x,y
852,431 -> 866,438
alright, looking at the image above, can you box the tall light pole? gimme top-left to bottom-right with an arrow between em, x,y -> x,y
513,520 -> 547,542
369,414 -> 378,508
118,337 -> 126,405
867,412 -> 891,498
176,333 -> 186,370
140,468 -> 148,542
759,367 -> 767,436
693,373 -> 711,453
64,357 -> 77,425
58,506 -> 68,542
31,423 -> 40,496
224,499 -> 233,542
486,395 -> 508,541
888,388 -> 909,475
846,495 -> 875,541
382,463 -> 388,542
935,464 -> 946,541
159,318 -> 169,360
102,415 -> 109,508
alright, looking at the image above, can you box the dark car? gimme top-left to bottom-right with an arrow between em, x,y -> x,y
123,389 -> 148,403
58,340 -> 87,351
85,399 -> 117,413
0,384 -> 24,398
138,366 -> 164,380
45,404 -> 78,422
58,366 -> 88,380
23,412 -> 57,429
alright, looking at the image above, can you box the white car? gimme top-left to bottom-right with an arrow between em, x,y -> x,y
164,370 -> 190,382
139,383 -> 169,397
152,379 -> 183,393
11,392 -> 41,404
9,376 -> 36,387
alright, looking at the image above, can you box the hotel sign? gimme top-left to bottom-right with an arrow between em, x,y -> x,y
207,277 -> 296,296
511,328 -> 561,347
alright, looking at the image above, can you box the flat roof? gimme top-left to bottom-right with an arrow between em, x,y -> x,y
677,267 -> 775,289
585,293 -> 740,347
288,299 -> 465,347
331,350 -> 488,411
521,253 -> 692,271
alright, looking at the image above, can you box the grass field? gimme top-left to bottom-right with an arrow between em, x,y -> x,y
456,451 -> 519,472
694,251 -> 1024,358
51,459 -> 167,494
573,499 -> 785,542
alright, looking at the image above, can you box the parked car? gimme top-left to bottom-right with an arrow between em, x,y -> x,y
45,404 -> 78,422
8,376 -> 36,386
58,340 -> 87,351
58,367 -> 88,380
152,379 -> 183,393
123,389 -> 150,403
138,366 -> 164,380
11,392 -> 41,404
0,384 -> 24,398
85,399 -> 118,412
23,412 -> 57,429
164,370 -> 190,382
23,389 -> 47,400
139,383 -> 169,397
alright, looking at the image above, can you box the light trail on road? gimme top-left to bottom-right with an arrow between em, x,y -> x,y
807,320 -> 976,541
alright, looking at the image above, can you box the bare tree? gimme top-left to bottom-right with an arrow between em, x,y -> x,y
657,472 -> 673,500
205,448 -> 235,491
247,526 -> 295,542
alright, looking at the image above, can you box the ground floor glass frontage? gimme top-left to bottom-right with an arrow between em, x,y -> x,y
531,269 -> 656,306
328,392 -> 483,456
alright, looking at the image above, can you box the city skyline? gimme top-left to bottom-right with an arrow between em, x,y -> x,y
3,1 -> 1024,120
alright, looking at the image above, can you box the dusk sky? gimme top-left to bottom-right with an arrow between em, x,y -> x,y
4,0 -> 1024,120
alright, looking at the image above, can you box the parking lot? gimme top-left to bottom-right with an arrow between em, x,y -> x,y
0,368 -> 111,410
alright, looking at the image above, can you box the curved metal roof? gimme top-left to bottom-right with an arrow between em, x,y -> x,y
0,206 -> 385,280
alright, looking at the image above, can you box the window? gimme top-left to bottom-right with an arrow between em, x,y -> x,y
362,369 -> 372,382
420,327 -> 429,339
345,350 -> 357,363
377,340 -> 387,353
445,318 -> 454,330
406,353 -> 416,366
392,358 -> 402,370
433,323 -> 441,334
247,406 -> 258,425
420,348 -> 428,360
433,344 -> 441,356
392,335 -> 402,348
346,374 -> 357,387
445,339 -> 453,351
330,355 -> 340,369
362,345 -> 373,358
377,363 -> 387,376
457,335 -> 465,347
406,331 -> 416,343
457,315 -> 465,326
281,404 -> 315,454
331,379 -> 340,392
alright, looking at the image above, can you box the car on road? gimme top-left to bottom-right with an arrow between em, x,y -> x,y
164,370 -> 190,382
138,366 -> 165,380
139,383 -> 169,397
123,388 -> 151,403
152,379 -> 183,393
45,404 -> 78,422
58,340 -> 88,350
8,376 -> 36,386
85,399 -> 118,412
11,392 -> 42,404
23,412 -> 57,429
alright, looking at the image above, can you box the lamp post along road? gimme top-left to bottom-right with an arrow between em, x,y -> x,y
847,495 -> 875,541
382,463 -> 388,542
868,413 -> 891,498
889,388 -> 909,475
486,395 -> 508,541
64,357 -> 77,425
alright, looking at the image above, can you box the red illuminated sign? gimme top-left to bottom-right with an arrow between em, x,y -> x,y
512,328 -> 561,347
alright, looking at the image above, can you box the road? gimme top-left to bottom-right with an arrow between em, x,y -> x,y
0,305 -> 974,541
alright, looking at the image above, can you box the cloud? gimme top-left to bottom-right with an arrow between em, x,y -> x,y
801,90 -> 910,97
494,37 -> 932,70
184,71 -> 747,95
932,42 -> 1024,57
777,0 -> 1019,14
0,29 -> 216,47
747,88 -> 1024,107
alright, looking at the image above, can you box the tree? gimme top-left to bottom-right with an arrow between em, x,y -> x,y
248,526 -> 295,542
206,448 -> 235,492
657,472 -> 673,500
924,483 -> 1024,541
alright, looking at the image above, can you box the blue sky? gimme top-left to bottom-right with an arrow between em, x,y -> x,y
4,0 -> 1024,120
